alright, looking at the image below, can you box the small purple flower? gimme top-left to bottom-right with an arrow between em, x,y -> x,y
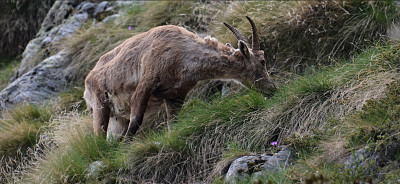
42,135 -> 47,139
128,26 -> 132,30
271,141 -> 278,146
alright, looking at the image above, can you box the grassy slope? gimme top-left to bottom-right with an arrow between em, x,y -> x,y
212,1 -> 398,73
15,41 -> 400,183
0,1 -> 399,183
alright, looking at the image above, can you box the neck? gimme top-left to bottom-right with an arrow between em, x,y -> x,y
197,50 -> 245,81
182,37 -> 246,83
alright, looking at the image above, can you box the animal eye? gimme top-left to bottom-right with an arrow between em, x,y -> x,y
261,60 -> 266,66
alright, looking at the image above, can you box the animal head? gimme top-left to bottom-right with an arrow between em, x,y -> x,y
224,16 -> 276,96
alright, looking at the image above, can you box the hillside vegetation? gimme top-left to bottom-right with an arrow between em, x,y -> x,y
0,1 -> 400,183
0,0 -> 55,57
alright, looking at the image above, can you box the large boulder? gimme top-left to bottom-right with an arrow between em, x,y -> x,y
0,50 -> 69,110
0,1 -> 125,110
13,1 -> 116,79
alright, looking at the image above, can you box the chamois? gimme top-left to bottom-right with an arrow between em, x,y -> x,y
84,16 -> 276,140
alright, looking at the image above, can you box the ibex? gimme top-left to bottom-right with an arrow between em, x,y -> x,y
84,16 -> 276,140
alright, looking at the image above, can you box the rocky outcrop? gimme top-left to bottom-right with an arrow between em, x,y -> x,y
0,50 -> 69,109
14,1 -> 116,79
224,147 -> 293,183
0,1 -> 128,110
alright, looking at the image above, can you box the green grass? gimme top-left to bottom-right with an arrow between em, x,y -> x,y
0,104 -> 51,158
269,41 -> 400,107
12,41 -> 400,183
23,114 -> 119,183
3,1 -> 400,183
114,40 -> 400,182
211,1 -> 399,73
55,87 -> 86,112
347,79 -> 400,156
122,1 -> 211,33
114,90 -> 270,183
0,57 -> 19,90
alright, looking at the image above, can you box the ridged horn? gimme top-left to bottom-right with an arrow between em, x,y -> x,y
246,16 -> 260,51
223,22 -> 249,44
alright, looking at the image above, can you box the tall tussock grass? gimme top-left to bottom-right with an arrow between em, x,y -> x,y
7,112 -> 118,183
57,1 -> 400,85
2,1 -> 400,183
0,0 -> 55,57
0,104 -> 52,183
62,22 -> 136,85
5,41 -> 399,183
116,41 -> 400,183
0,104 -> 51,159
123,1 -> 213,33
212,1 -> 399,73
118,91 -> 270,183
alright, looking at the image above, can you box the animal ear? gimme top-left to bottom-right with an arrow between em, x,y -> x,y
238,40 -> 250,59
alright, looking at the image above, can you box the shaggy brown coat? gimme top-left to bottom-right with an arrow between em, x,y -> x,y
84,18 -> 276,139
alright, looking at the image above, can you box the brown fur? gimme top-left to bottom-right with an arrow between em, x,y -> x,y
84,24 -> 276,139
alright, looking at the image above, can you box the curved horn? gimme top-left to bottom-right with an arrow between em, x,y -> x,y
246,16 -> 260,51
223,22 -> 249,44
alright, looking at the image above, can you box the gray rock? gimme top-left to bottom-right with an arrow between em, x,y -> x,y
115,1 -> 142,7
13,1 -> 116,80
85,161 -> 106,179
106,116 -> 128,141
13,1 -> 76,79
225,147 -> 292,183
95,1 -> 111,16
343,147 -> 381,175
344,149 -> 370,169
260,148 -> 291,171
78,2 -> 96,16
101,14 -> 121,24
2,1 -> 129,110
225,155 -> 262,182
0,50 -> 70,110
38,1 -> 75,37
14,37 -> 45,80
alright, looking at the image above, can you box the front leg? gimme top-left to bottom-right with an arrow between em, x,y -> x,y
92,94 -> 111,136
125,80 -> 154,139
